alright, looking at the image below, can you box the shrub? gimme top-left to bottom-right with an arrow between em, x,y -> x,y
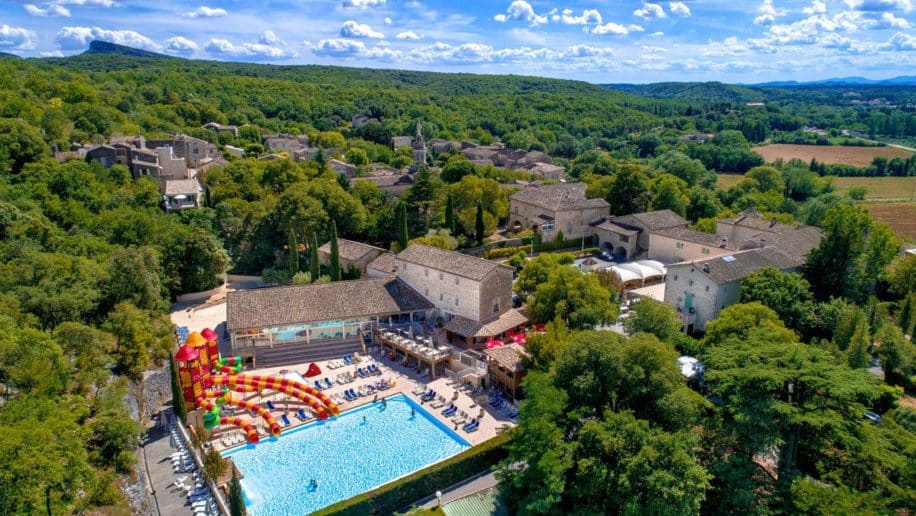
315,434 -> 511,515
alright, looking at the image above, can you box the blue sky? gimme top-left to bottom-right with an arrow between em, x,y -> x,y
1,0 -> 914,83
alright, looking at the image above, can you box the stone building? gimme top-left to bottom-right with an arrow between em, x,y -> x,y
508,183 -> 610,241
317,238 -> 387,275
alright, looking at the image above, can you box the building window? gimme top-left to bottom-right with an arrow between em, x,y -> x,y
702,247 -> 710,255
425,269 -> 429,277
401,263 -> 406,272
425,288 -> 429,296
455,276 -> 459,285
439,272 -> 443,280
455,298 -> 459,306
676,242 -> 685,249
439,293 -> 444,301
689,280 -> 694,286
674,275 -> 678,281
619,235 -> 629,243
705,285 -> 709,292
493,301 -> 500,314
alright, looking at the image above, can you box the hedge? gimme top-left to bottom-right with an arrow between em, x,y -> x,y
483,246 -> 527,259
315,433 -> 512,515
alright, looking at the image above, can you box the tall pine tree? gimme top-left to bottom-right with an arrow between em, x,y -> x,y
397,202 -> 409,250
287,228 -> 299,277
444,193 -> 456,235
475,201 -> 485,245
329,221 -> 341,282
309,233 -> 320,282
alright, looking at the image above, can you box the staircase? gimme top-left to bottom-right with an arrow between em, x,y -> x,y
253,338 -> 364,368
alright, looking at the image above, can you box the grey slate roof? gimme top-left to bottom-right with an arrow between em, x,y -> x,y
398,244 -> 510,281
596,220 -> 639,235
317,238 -> 385,262
226,278 -> 433,331
510,183 -> 609,212
163,179 -> 202,196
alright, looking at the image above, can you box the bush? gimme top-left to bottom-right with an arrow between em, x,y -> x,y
315,434 -> 511,515
483,246 -> 526,259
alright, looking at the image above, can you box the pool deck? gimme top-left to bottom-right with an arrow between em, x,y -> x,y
209,352 -> 512,450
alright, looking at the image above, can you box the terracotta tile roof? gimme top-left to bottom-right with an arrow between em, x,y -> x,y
317,238 -> 385,262
444,309 -> 528,338
623,209 -> 688,231
484,343 -> 527,372
366,252 -> 398,275
653,227 -> 737,249
672,247 -> 803,284
163,179 -> 202,196
398,244 -> 511,281
226,278 -> 433,331
510,183 -> 609,212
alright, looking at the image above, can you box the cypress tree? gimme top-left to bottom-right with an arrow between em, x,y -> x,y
309,233 -> 320,281
287,228 -> 299,277
169,357 -> 186,423
475,201 -> 485,245
228,469 -> 246,516
329,221 -> 341,282
444,193 -> 456,235
847,318 -> 871,369
397,202 -> 409,250
900,293 -> 915,336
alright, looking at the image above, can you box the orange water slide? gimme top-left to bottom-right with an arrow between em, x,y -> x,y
219,383 -> 328,421
196,397 -> 260,443
212,374 -> 339,418
199,390 -> 282,437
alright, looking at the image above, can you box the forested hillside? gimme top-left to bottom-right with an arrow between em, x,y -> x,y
0,48 -> 914,514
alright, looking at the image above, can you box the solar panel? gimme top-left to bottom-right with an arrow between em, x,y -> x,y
176,326 -> 190,344
721,255 -> 736,262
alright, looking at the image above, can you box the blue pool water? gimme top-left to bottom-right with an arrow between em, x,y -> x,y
222,393 -> 470,515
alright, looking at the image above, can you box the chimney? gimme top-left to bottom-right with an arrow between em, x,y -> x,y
719,236 -> 728,248
702,263 -> 710,273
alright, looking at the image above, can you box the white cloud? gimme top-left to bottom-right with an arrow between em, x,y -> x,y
340,20 -> 385,39
493,1 -> 548,25
259,30 -> 280,45
845,0 -> 913,12
40,49 -> 64,57
669,2 -> 691,17
592,22 -> 631,35
879,31 -> 916,49
0,24 -> 37,49
165,36 -> 198,54
384,17 -> 392,24
205,37 -> 297,59
56,26 -> 159,51
341,0 -> 386,8
24,4 -> 71,17
803,0 -> 828,14
875,11 -> 912,27
395,31 -> 420,40
633,3 -> 667,20
509,27 -> 547,45
183,6 -> 227,18
754,0 -> 787,25
312,38 -> 400,59
554,8 -> 602,25
54,0 -> 118,6
649,31 -> 665,37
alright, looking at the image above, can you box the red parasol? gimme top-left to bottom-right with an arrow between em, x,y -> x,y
485,339 -> 503,349
532,323 -> 546,333
200,328 -> 218,341
510,333 -> 526,345
174,344 -> 199,362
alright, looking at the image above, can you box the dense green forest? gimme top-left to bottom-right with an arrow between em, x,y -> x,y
0,48 -> 914,514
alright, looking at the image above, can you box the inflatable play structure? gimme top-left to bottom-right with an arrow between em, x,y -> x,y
174,329 -> 340,444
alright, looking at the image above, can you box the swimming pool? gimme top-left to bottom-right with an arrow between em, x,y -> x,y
222,393 -> 471,515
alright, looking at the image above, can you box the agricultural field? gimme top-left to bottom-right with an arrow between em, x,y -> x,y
716,174 -> 916,202
752,144 -> 913,167
863,202 -> 916,242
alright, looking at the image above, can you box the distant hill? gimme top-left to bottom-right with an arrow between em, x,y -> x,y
602,82 -> 766,103
0,51 -> 21,59
82,40 -> 178,59
751,76 -> 916,87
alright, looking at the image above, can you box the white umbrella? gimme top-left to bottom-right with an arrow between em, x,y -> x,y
173,194 -> 187,200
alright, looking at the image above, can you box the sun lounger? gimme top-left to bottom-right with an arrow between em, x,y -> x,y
412,384 -> 427,395
431,397 -> 446,409
266,400 -> 277,411
324,378 -> 333,388
442,405 -> 457,416
343,354 -> 352,365
357,367 -> 367,378
314,380 -> 324,390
